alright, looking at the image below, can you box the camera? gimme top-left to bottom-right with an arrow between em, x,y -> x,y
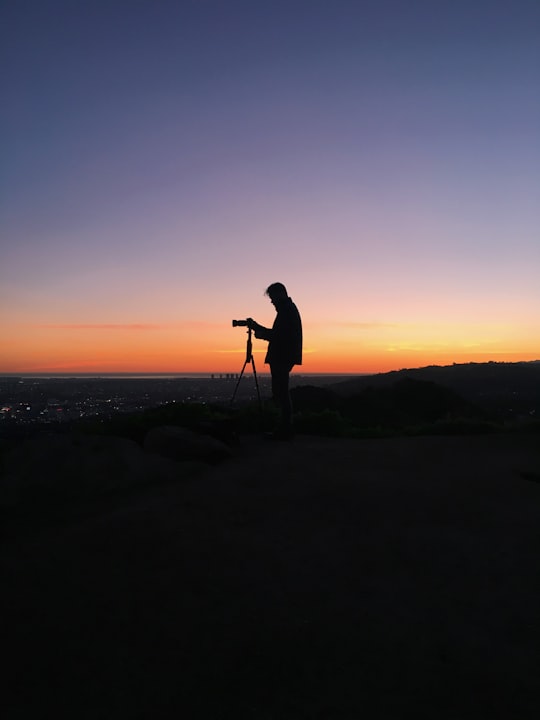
232,319 -> 248,327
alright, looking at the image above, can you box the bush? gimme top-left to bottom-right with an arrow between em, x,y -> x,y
291,385 -> 339,413
293,409 -> 348,437
74,401 -> 220,443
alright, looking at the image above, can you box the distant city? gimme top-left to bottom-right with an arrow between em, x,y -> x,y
3,363 -> 537,431
0,374 -> 359,427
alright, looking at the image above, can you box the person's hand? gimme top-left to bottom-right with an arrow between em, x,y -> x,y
246,317 -> 256,330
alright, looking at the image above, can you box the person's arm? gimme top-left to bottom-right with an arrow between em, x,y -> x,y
247,318 -> 272,341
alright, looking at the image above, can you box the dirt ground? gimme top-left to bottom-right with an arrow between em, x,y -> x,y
2,432 -> 540,719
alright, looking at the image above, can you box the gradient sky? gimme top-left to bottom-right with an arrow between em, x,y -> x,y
2,0 -> 539,374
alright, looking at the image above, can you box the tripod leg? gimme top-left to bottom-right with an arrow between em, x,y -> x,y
230,360 -> 249,406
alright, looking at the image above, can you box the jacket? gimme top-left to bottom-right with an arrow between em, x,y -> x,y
254,297 -> 303,366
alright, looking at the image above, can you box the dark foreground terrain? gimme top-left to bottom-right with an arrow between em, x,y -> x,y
2,432 -> 540,719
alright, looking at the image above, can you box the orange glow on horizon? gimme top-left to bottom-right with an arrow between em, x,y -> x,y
2,317 -> 539,375
2,345 -> 538,376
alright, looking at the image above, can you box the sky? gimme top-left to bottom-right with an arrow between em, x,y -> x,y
1,0 -> 539,375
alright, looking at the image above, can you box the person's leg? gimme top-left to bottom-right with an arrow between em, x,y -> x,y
270,363 -> 294,436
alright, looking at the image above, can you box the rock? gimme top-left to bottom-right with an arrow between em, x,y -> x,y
0,432 -> 203,507
143,425 -> 234,464
192,419 -> 241,447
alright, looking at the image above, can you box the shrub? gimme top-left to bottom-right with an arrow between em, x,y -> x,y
293,409 -> 348,437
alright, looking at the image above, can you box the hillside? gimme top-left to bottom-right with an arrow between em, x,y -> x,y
330,361 -> 540,410
284,362 -> 539,439
3,431 -> 540,718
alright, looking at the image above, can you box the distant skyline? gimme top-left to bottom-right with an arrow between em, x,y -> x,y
2,0 -> 539,374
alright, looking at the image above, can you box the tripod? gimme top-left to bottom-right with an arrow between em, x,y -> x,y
230,326 -> 262,410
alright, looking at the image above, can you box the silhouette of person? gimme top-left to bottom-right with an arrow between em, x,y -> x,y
247,283 -> 302,439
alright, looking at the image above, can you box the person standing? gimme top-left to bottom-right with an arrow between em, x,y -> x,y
248,282 -> 303,439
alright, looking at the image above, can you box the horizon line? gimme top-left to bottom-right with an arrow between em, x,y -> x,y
1,359 -> 538,379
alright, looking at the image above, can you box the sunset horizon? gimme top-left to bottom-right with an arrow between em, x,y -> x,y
2,313 -> 539,376
2,348 -> 538,378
